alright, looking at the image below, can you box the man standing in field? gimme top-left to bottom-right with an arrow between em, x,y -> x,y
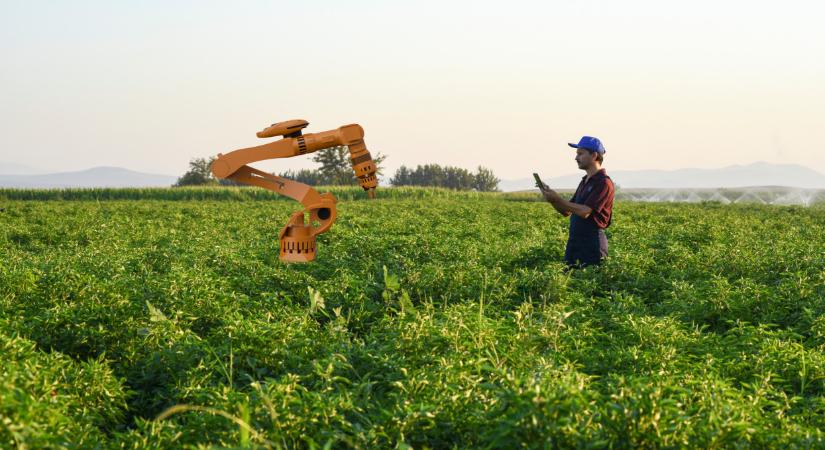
537,136 -> 614,268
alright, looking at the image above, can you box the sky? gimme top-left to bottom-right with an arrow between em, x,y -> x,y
1,0 -> 824,180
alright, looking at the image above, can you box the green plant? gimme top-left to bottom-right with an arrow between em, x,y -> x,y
1,188 -> 824,447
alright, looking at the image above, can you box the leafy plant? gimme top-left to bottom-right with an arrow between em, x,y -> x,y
1,188 -> 824,447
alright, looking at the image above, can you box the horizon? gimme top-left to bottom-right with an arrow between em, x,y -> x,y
3,160 -> 825,192
2,1 -> 824,179
2,159 -> 825,179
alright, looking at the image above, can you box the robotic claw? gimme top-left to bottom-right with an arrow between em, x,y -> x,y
210,119 -> 378,262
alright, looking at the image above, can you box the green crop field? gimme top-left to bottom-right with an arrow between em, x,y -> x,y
2,188 -> 825,449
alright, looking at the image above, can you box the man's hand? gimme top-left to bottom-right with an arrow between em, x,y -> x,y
538,184 -> 580,218
542,186 -> 562,203
535,179 -> 560,203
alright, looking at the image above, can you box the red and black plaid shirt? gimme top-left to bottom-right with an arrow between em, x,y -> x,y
570,169 -> 614,229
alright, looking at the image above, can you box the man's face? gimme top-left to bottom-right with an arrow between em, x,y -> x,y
575,148 -> 594,169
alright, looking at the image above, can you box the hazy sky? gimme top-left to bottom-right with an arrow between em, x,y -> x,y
2,0 -> 824,179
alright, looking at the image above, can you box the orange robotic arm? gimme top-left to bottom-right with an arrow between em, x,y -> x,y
211,119 -> 378,262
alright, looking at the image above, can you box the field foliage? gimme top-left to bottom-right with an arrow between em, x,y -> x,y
1,188 -> 824,448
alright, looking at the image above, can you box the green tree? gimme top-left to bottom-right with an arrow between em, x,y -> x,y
391,165 -> 412,186
175,157 -> 218,187
474,166 -> 500,192
277,169 -> 325,186
312,146 -> 387,185
390,164 -> 499,191
312,146 -> 351,185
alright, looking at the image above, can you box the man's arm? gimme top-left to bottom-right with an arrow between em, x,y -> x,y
541,186 -> 592,218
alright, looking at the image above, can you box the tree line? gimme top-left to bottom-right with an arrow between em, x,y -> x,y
390,164 -> 498,191
176,147 -> 499,191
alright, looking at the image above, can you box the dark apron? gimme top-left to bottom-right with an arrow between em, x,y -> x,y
564,189 -> 609,267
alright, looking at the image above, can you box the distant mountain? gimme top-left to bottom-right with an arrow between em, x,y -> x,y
501,162 -> 825,191
0,166 -> 177,188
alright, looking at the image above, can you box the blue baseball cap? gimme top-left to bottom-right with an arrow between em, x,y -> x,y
568,136 -> 606,154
